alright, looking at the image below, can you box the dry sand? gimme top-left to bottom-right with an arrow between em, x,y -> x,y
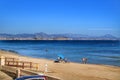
0,50 -> 120,80
0,70 -> 12,80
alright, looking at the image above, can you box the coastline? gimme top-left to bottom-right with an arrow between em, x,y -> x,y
0,50 -> 120,80
0,39 -> 119,41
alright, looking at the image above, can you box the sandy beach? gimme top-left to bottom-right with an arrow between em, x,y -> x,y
0,50 -> 120,80
0,70 -> 12,80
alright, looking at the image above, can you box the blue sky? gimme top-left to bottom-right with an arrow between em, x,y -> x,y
0,0 -> 120,37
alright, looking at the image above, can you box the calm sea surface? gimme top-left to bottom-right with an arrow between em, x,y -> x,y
0,40 -> 120,66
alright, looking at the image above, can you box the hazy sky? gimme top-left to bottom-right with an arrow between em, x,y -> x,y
0,0 -> 120,37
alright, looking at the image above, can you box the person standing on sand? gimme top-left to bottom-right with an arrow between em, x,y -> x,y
82,58 -> 87,64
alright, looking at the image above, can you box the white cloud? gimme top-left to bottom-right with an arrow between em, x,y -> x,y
88,28 -> 114,31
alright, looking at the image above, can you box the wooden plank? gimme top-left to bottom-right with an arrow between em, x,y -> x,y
4,57 -> 39,70
30,62 -> 32,69
22,63 -> 24,69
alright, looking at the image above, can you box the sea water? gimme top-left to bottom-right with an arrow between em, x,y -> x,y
0,40 -> 120,66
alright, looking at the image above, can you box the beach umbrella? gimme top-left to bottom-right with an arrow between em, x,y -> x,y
58,54 -> 64,59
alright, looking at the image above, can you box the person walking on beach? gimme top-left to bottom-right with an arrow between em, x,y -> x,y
82,58 -> 87,64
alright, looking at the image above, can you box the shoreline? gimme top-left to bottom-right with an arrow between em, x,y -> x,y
1,49 -> 120,67
0,50 -> 120,80
0,40 -> 120,41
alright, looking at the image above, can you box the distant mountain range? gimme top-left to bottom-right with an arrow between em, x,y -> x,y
0,32 -> 119,40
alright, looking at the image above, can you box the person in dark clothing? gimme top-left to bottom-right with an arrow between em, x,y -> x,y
82,58 -> 87,64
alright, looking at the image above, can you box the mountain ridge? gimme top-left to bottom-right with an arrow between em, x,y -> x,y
0,32 -> 119,40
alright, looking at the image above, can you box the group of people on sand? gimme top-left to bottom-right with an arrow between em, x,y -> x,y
54,56 -> 88,64
54,56 -> 68,63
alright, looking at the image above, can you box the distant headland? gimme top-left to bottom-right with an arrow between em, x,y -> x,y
0,32 -> 119,40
